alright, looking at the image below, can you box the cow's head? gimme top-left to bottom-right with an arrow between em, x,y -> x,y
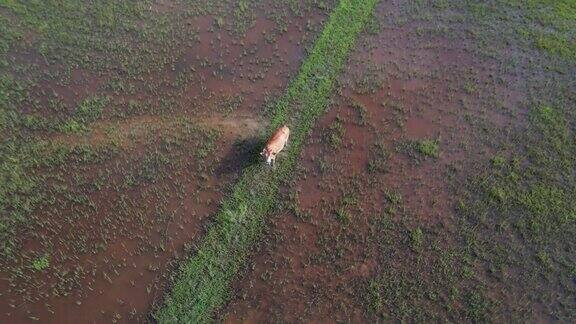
260,147 -> 275,165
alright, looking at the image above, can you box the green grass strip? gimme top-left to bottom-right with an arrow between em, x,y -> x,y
155,0 -> 379,322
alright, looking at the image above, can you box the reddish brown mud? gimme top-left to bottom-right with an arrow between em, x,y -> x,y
221,0 -> 531,322
0,2 -> 334,323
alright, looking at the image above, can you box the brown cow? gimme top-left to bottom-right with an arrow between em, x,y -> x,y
261,125 -> 290,166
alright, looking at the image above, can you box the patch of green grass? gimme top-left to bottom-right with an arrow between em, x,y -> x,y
215,94 -> 244,116
0,14 -> 21,68
363,279 -> 383,314
57,119 -> 86,134
384,189 -> 402,205
367,141 -> 389,173
75,96 -> 108,124
409,227 -> 423,250
0,140 -> 60,257
396,138 -> 440,160
464,289 -> 490,322
12,95 -> 109,134
154,0 -> 379,321
53,96 -> 109,133
231,0 -> 256,35
194,129 -> 219,161
533,32 -> 575,60
335,207 -> 351,225
0,75 -> 26,132
520,106 -> 574,241
490,154 -> 506,168
417,139 -> 440,158
462,81 -> 478,94
459,104 -> 575,319
530,105 -> 569,153
31,254 -> 50,271
326,117 -> 345,149
364,11 -> 381,35
351,100 -> 369,126
359,188 -> 496,322
0,136 -> 120,258
520,0 -> 576,60
0,0 -> 175,72
364,1 -> 575,321
466,0 -> 576,61
0,141 -> 45,256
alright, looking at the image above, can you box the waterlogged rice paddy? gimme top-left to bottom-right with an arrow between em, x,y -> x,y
1,0 -> 575,323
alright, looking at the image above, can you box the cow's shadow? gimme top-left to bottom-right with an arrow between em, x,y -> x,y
215,136 -> 265,176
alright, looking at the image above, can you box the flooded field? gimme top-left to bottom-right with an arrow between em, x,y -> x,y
1,0 -> 575,323
0,1 -> 335,322
222,0 -> 575,322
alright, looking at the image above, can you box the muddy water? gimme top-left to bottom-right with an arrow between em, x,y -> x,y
222,1 -> 522,322
0,2 -> 332,323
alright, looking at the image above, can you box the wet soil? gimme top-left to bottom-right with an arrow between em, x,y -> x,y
220,0 -> 542,322
3,0 -> 573,322
0,1 -> 334,323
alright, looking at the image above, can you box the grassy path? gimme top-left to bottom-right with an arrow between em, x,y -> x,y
154,0 -> 379,322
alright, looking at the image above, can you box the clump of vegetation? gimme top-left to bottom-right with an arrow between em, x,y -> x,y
363,279 -> 383,314
0,75 -> 25,132
334,193 -> 358,226
367,141 -> 390,173
381,99 -> 407,128
417,139 -> 439,158
326,118 -> 345,149
384,190 -> 402,206
0,141 -> 48,257
31,255 -> 50,271
364,11 -> 381,35
0,138 -> 122,258
0,16 -> 21,69
530,105 -> 569,154
395,138 -> 440,160
56,96 -> 109,133
351,100 -> 368,125
75,96 -> 108,124
464,289 -> 491,322
195,130 -> 219,160
409,227 -> 423,250
335,207 -> 350,224
474,105 -> 575,242
462,81 -> 478,94
229,1 -> 255,35
57,119 -> 86,133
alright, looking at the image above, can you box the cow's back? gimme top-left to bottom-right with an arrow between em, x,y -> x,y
267,126 -> 289,152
